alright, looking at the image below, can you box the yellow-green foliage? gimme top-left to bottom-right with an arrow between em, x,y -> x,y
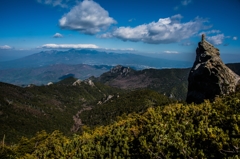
1,95 -> 240,158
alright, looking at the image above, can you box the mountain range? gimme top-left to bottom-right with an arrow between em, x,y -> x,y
0,49 -> 192,85
0,49 -> 192,70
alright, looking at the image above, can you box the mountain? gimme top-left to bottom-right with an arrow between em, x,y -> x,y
0,64 -> 111,86
0,49 -> 192,85
0,49 -> 191,70
93,65 -> 191,100
93,64 -> 240,101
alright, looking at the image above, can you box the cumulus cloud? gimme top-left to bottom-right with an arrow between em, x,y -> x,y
53,33 -> 63,38
233,36 -> 238,40
0,45 -> 12,49
41,44 -> 99,49
59,0 -> 116,35
164,51 -> 179,54
206,34 -> 225,45
100,15 -> 210,44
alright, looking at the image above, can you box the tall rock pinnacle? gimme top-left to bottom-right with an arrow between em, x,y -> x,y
186,34 -> 240,104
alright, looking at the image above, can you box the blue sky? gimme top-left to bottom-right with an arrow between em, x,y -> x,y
0,0 -> 240,62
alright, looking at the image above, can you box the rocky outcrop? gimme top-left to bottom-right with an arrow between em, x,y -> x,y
84,79 -> 95,87
186,34 -> 240,103
110,65 -> 131,76
47,82 -> 53,86
73,79 -> 81,86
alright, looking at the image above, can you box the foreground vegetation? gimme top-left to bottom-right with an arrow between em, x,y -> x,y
1,91 -> 240,158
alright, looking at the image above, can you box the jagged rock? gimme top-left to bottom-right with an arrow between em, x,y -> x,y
84,79 -> 95,87
47,82 -> 53,86
97,95 -> 114,105
27,84 -> 35,88
110,65 -> 131,76
186,34 -> 240,103
73,79 -> 81,86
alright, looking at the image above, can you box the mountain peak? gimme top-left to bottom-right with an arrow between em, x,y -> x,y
186,35 -> 240,103
200,34 -> 220,56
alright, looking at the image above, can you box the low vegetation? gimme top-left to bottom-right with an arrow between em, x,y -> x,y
1,90 -> 240,158
80,89 -> 173,127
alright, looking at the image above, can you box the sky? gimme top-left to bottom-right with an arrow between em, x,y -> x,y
0,0 -> 240,62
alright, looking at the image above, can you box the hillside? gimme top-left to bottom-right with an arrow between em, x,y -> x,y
0,77 -> 175,144
226,63 -> 240,75
79,89 -> 174,127
0,78 -> 123,143
1,90 -> 240,158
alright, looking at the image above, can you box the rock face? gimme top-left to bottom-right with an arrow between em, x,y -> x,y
186,34 -> 240,104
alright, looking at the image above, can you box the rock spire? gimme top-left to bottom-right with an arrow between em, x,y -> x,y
186,34 -> 240,103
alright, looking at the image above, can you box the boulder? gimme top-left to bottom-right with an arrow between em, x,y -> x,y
186,34 -> 240,103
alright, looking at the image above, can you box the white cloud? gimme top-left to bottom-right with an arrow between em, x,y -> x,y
174,0 -> 192,10
100,15 -> 210,44
206,34 -> 225,45
0,45 -> 12,49
199,29 -> 221,36
41,44 -> 99,49
164,51 -> 179,54
233,36 -> 238,40
36,0 -> 70,8
53,33 -> 63,38
59,0 -> 116,35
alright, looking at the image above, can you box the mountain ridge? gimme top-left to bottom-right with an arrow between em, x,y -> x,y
93,63 -> 240,100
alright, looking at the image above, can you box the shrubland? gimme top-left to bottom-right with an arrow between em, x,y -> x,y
1,90 -> 240,158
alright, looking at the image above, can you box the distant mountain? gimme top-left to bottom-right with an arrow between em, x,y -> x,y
0,49 -> 192,85
0,64 -> 111,86
0,49 -> 191,70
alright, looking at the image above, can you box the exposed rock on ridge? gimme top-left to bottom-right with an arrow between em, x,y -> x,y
186,34 -> 240,104
110,65 -> 131,76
